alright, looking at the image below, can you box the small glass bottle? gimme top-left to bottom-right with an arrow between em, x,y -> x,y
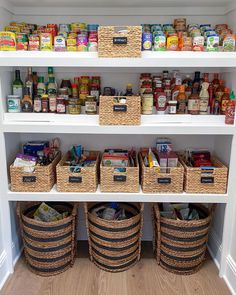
212,73 -> 220,93
22,87 -> 33,112
193,71 -> 201,91
13,70 -> 24,99
41,94 -> 49,113
125,83 -> 133,96
188,87 -> 200,115
34,95 -> 42,113
215,80 -> 225,102
199,82 -> 209,115
49,95 -> 57,113
177,85 -> 187,114
25,67 -> 33,99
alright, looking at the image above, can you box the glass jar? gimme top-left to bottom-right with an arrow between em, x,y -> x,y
168,100 -> 177,114
58,87 -> 69,113
85,95 -> 97,114
68,98 -> 81,114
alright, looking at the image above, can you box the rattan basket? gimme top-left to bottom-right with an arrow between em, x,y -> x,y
100,154 -> 139,193
98,26 -> 142,58
17,202 -> 78,276
56,151 -> 100,192
99,96 -> 141,125
153,203 -> 215,275
10,152 -> 61,192
139,153 -> 184,193
180,157 -> 228,194
85,202 -> 144,272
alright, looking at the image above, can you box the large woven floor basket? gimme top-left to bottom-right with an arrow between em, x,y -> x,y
17,202 -> 77,276
85,202 -> 144,272
153,203 -> 214,275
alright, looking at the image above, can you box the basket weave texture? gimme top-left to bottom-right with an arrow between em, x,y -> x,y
153,203 -> 214,275
85,202 -> 144,272
98,26 -> 142,58
180,157 -> 228,194
139,153 -> 184,193
99,96 -> 141,125
56,151 -> 100,192
17,202 -> 78,276
100,155 -> 139,193
10,152 -> 61,192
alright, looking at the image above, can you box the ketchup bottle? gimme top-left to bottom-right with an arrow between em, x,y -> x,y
225,91 -> 235,125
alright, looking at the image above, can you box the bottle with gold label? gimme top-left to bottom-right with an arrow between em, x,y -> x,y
199,82 -> 209,115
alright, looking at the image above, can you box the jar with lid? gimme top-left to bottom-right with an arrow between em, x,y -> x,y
68,98 -> 81,114
49,94 -> 57,113
168,100 -> 177,114
85,95 -> 97,114
142,94 -> 153,115
56,96 -> 66,114
60,79 -> 72,97
58,87 -> 69,113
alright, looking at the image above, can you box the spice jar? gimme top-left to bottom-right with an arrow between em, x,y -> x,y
68,98 -> 81,114
85,95 -> 97,114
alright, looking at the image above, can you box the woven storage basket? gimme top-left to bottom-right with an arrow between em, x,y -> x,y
85,202 -> 144,272
153,203 -> 214,275
56,151 -> 100,192
100,155 -> 139,193
10,152 -> 61,192
180,157 -> 228,194
99,96 -> 141,125
139,152 -> 184,193
98,26 -> 142,58
17,201 -> 77,276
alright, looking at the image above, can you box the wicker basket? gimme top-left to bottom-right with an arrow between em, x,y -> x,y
180,157 -> 228,194
17,201 -> 78,276
153,203 -> 214,275
139,153 -> 184,193
99,96 -> 141,126
85,202 -> 144,272
10,152 -> 61,192
98,26 -> 142,58
56,151 -> 100,192
100,155 -> 139,193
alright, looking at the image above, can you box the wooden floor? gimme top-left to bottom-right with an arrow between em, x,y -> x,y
0,243 -> 230,295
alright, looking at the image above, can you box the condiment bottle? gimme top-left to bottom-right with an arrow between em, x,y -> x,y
56,95 -> 66,114
61,79 -> 72,97
156,90 -> 167,114
32,72 -> 38,99
177,85 -> 187,114
192,71 -> 201,91
34,95 -> 42,113
41,94 -> 49,113
154,79 -> 163,105
85,95 -> 97,114
21,87 -> 33,112
188,87 -> 200,115
48,77 -> 57,95
172,76 -> 182,101
225,91 -> 235,125
183,74 -> 192,88
48,67 -> 54,80
203,73 -> 209,83
58,87 -> 69,113
162,70 -> 169,87
13,70 -> 24,99
208,83 -> 215,114
212,73 -> 220,93
72,83 -> 78,98
199,82 -> 209,115
215,80 -> 225,102
221,88 -> 230,115
25,67 -> 33,99
164,79 -> 172,101
37,76 -> 46,96
49,95 -> 56,113
185,81 -> 193,100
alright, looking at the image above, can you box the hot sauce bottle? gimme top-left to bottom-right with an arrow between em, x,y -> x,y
221,88 -> 230,115
177,85 -> 187,114
188,86 -> 200,115
225,91 -> 235,125
215,80 -> 225,103
208,83 -> 215,114
212,73 -> 220,93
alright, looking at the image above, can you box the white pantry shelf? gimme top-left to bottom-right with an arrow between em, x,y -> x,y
1,51 -> 236,68
3,114 -> 235,135
7,185 -> 228,203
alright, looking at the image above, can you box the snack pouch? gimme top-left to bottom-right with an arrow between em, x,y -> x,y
153,35 -> 166,51
223,34 -> 236,52
0,32 -> 16,51
207,35 -> 219,52
167,35 -> 178,51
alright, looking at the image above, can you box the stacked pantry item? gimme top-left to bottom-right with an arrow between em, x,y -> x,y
17,202 -> 78,276
85,202 -> 144,272
153,203 -> 214,275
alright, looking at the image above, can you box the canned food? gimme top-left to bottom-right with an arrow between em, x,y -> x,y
68,98 -> 81,114
7,95 -> 21,112
142,33 -> 152,50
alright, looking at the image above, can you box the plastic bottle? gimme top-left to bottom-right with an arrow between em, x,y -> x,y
177,85 -> 187,114
199,82 -> 209,115
48,77 -> 57,95
225,91 -> 235,125
37,76 -> 46,96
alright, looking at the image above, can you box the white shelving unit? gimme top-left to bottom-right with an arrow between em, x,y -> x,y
0,0 -> 236,292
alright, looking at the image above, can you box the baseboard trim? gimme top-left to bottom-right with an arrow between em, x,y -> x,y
0,251 -> 9,290
207,228 -> 222,270
224,256 -> 236,295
